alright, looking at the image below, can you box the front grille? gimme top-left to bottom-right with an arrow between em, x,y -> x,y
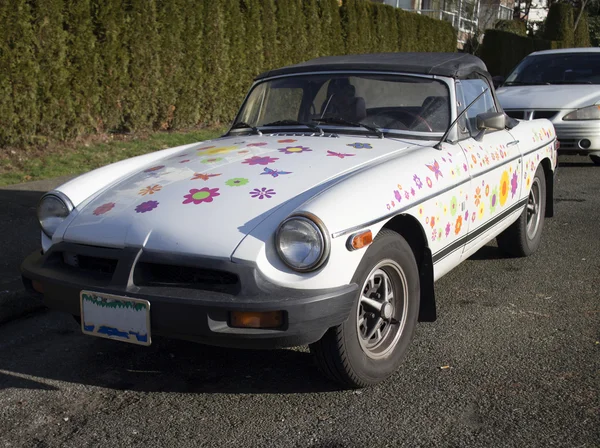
504,110 -> 558,120
557,139 -> 577,149
134,262 -> 240,294
62,252 -> 118,274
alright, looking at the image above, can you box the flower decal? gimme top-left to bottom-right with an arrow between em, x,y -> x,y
135,200 -> 159,213
485,184 -> 490,197
192,173 -> 221,181
394,190 -> 402,202
201,157 -> 223,164
445,222 -> 451,237
179,159 -> 190,163
183,188 -> 220,205
204,146 -> 238,155
225,177 -> 249,187
278,146 -> 312,154
478,202 -> 485,220
250,188 -> 276,199
430,216 -> 436,228
196,146 -> 216,151
510,171 -> 519,198
93,202 -> 115,216
278,139 -> 296,143
242,156 -> 278,166
247,142 -> 268,147
144,165 -> 165,173
474,187 -> 482,206
426,177 -> 433,188
139,185 -> 162,196
499,170 -> 510,206
490,187 -> 498,214
450,196 -> 458,216
346,142 -> 372,149
455,216 -> 463,235
413,174 -> 423,189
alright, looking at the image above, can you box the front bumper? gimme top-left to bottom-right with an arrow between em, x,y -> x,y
21,243 -> 358,349
553,121 -> 600,155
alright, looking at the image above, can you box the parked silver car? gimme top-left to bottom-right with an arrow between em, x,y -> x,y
496,48 -> 600,166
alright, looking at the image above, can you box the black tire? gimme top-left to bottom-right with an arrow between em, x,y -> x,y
309,229 -> 420,388
497,165 -> 546,257
590,154 -> 600,166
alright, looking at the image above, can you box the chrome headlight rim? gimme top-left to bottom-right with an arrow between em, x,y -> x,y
37,191 -> 74,238
275,212 -> 331,273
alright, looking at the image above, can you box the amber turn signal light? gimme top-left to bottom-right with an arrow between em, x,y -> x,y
348,230 -> 373,251
230,311 -> 283,329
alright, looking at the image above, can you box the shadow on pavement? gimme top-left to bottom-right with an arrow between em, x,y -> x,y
0,312 -> 342,394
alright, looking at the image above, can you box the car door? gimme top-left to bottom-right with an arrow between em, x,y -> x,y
456,78 -> 524,258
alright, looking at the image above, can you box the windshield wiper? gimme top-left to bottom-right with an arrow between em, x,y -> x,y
503,81 -> 547,86
312,117 -> 384,139
261,119 -> 324,135
546,80 -> 594,85
230,121 -> 262,135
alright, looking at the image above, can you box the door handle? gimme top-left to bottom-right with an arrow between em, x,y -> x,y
507,140 -> 519,147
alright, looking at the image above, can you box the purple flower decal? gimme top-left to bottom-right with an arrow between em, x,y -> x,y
278,146 -> 312,155
394,190 -> 402,202
445,222 -> 451,237
183,188 -> 220,205
242,156 -> 278,166
247,142 -> 268,147
413,174 -> 423,189
465,210 -> 469,221
250,188 -> 276,199
410,187 -> 416,197
135,200 -> 159,213
404,191 -> 410,200
431,228 -> 437,241
463,163 -> 468,172
510,171 -> 518,198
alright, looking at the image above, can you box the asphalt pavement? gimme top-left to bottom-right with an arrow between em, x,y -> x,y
0,158 -> 598,447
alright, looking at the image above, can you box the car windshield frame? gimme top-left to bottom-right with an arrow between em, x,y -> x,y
504,52 -> 600,86
228,71 -> 453,140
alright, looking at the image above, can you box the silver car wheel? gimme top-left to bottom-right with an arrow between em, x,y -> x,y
526,177 -> 542,240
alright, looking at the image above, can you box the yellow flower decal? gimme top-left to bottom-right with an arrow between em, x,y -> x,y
499,170 -> 510,206
201,146 -> 237,156
478,202 -> 485,220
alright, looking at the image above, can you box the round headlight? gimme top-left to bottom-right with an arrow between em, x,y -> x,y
276,215 -> 329,272
37,194 -> 72,237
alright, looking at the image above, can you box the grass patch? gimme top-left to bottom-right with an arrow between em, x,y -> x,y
0,128 -> 225,187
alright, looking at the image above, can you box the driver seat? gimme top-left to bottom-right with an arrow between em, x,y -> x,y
320,79 -> 367,122
419,96 -> 449,132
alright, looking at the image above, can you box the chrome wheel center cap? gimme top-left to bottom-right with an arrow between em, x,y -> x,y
381,302 -> 393,320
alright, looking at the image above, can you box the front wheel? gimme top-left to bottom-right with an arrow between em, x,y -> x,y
497,165 -> 546,257
309,229 -> 420,388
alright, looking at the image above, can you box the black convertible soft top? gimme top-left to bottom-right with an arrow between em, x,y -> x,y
255,52 -> 490,81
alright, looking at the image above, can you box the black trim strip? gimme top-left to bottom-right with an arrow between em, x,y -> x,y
432,198 -> 527,264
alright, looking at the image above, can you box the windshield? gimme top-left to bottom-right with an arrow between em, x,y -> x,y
505,53 -> 600,86
233,73 -> 450,135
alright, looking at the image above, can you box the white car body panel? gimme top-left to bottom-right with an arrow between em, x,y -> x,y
496,85 -> 600,110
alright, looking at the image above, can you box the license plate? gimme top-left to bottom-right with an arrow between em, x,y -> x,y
80,291 -> 151,346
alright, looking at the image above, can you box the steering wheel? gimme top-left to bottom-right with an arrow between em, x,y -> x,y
372,110 -> 433,132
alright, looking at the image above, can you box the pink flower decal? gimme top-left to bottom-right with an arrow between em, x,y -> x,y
247,142 -> 268,147
510,171 -> 519,198
404,191 -> 410,200
278,146 -> 312,155
242,156 -> 278,166
183,188 -> 220,205
445,222 -> 451,237
93,202 -> 115,216
249,188 -> 276,199
394,190 -> 402,202
413,174 -> 423,189
410,188 -> 416,197
144,165 -> 165,173
196,146 -> 215,151
179,159 -> 190,163
135,200 -> 159,213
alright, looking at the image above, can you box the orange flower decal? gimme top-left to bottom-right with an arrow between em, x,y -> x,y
454,216 -> 463,235
138,185 -> 162,196
191,173 -> 221,181
474,187 -> 481,206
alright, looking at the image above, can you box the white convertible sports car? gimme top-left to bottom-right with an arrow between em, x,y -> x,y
22,53 -> 557,387
497,48 -> 600,165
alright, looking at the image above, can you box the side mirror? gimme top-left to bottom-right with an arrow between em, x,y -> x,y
474,112 -> 506,141
492,76 -> 505,89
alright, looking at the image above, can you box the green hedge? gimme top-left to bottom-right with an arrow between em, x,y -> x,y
494,20 -> 527,37
544,3 -> 574,46
0,0 -> 456,147
480,30 -> 563,77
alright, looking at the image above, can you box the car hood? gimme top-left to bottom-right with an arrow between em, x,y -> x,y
63,134 -> 415,258
496,85 -> 600,110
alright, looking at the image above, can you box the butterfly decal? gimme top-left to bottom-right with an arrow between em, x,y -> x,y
426,160 -> 443,181
261,167 -> 292,178
327,150 -> 355,159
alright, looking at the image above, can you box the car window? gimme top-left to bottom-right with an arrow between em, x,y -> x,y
505,52 -> 600,85
460,78 -> 496,134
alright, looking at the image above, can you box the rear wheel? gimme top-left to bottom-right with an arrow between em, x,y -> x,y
497,165 -> 546,257
309,229 -> 420,388
590,154 -> 600,166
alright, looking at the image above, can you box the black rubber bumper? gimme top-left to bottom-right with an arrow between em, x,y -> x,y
21,244 -> 358,349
